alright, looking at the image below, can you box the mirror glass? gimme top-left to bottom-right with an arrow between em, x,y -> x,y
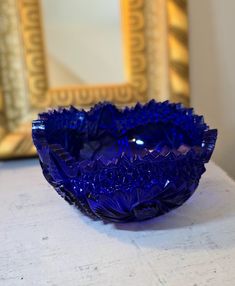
41,0 -> 125,87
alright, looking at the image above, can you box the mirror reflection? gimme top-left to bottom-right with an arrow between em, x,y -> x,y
41,0 -> 125,87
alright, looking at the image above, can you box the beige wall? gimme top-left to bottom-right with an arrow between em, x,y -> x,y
41,0 -> 125,85
189,0 -> 235,179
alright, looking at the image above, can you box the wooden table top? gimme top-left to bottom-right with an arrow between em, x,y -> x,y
0,159 -> 235,286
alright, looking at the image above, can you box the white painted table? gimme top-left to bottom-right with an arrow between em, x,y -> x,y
0,160 -> 235,286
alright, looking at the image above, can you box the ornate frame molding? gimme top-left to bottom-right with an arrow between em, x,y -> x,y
0,0 -> 189,159
167,0 -> 189,106
19,0 -> 148,108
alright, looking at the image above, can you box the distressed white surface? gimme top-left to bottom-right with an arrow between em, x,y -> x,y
0,160 -> 235,286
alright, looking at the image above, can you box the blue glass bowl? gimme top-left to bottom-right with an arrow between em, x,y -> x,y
32,101 -> 217,222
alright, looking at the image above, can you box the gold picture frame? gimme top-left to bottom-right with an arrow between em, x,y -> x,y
0,0 -> 189,159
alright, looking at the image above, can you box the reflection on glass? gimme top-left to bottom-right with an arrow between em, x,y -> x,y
41,0 -> 125,87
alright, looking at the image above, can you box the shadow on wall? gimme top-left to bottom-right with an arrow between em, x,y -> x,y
189,0 -> 235,179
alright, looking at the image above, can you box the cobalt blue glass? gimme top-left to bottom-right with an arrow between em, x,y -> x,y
32,100 -> 217,222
